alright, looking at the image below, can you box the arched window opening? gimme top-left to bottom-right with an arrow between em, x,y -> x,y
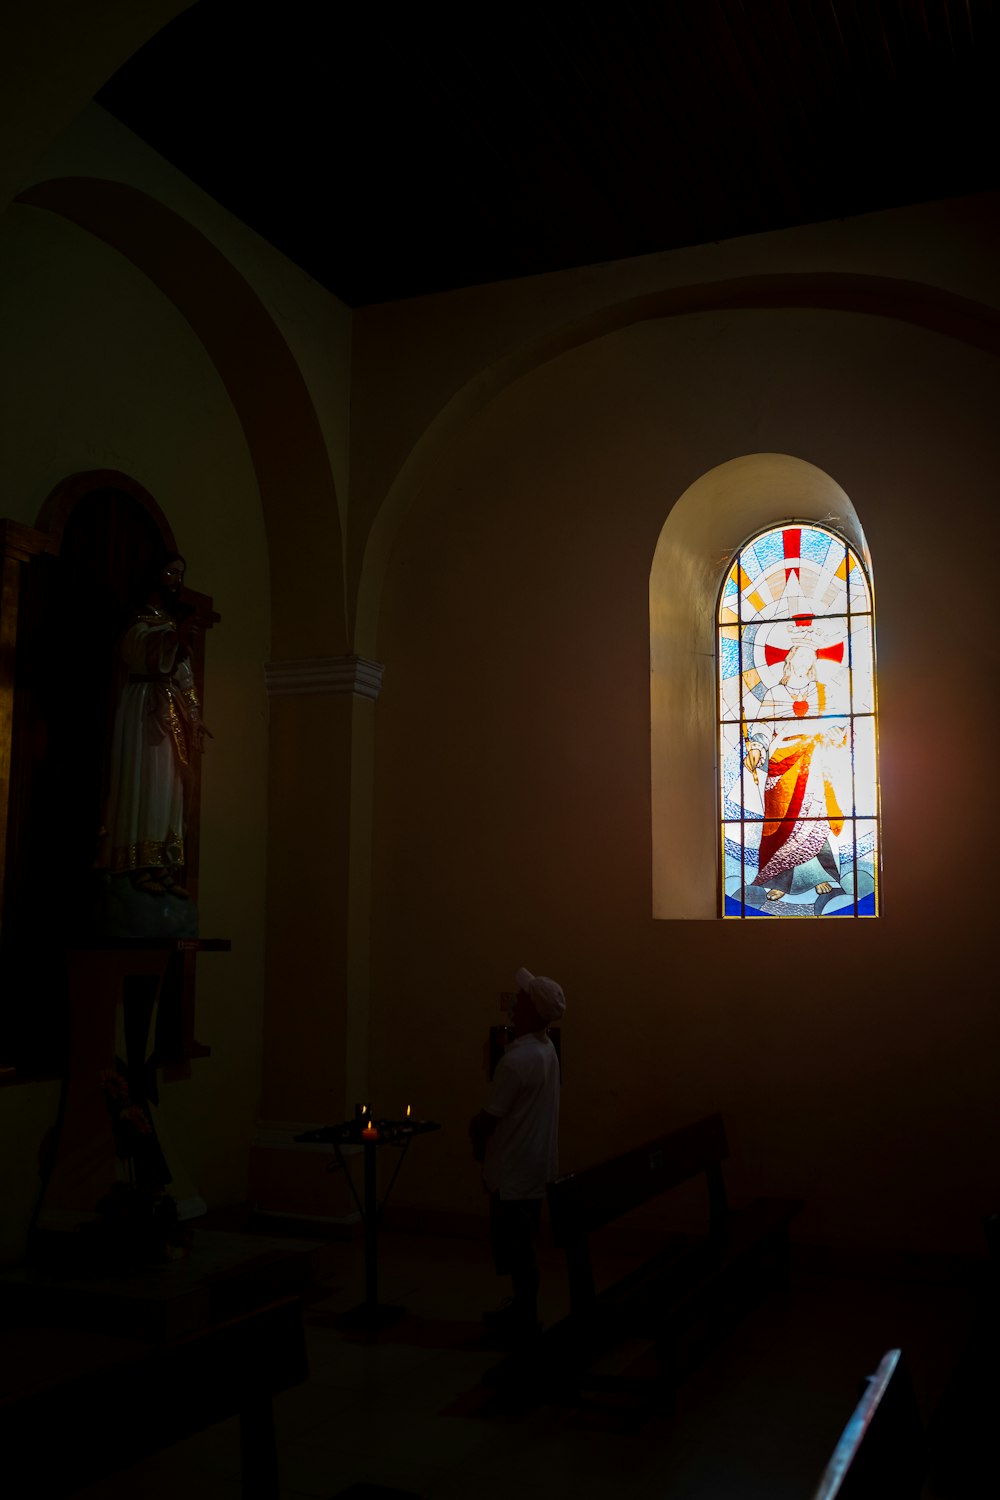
718,522 -> 879,918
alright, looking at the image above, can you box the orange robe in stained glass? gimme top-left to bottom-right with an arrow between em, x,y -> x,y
749,679 -> 848,896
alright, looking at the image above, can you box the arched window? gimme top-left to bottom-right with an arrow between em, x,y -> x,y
718,522 -> 879,918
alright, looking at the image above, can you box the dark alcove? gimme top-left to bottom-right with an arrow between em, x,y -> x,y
0,471 -> 217,1076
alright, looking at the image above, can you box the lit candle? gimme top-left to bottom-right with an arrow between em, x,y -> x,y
405,1104 -> 411,1120
361,1120 -> 378,1141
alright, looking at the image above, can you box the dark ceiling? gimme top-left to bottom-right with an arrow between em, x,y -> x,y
97,0 -> 1000,308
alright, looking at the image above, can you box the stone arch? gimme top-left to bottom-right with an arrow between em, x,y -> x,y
16,176 -> 345,658
649,453 -> 871,919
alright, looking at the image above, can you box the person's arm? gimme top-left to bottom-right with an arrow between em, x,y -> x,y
471,1051 -> 521,1162
468,1108 -> 498,1163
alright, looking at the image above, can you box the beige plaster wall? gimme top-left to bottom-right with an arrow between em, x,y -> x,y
0,200 -> 269,1252
350,191 -> 1000,652
26,103 -> 352,569
371,296 -> 1000,1257
0,2 -> 192,213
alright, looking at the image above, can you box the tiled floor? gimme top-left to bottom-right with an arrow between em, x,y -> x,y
70,1220 -> 986,1499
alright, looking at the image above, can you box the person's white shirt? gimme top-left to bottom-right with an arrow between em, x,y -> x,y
483,1031 -> 559,1200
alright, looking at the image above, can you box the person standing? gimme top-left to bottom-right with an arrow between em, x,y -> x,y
469,966 -> 565,1343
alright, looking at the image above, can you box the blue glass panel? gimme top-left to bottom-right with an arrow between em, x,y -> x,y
720,633 -> 741,682
752,531 -> 782,570
741,544 -> 763,582
801,527 -> 836,565
855,818 -> 878,896
725,892 -> 773,917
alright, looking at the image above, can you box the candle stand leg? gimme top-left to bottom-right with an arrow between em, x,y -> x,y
364,1136 -> 378,1313
334,1141 -> 405,1331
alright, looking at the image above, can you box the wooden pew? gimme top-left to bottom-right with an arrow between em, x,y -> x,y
0,1294 -> 308,1498
810,1349 -> 925,1500
543,1113 -> 801,1409
0,1226 -> 323,1496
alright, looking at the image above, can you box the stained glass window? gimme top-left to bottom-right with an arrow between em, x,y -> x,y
718,523 -> 879,918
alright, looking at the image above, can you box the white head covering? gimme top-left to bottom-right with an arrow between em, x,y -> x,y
514,967 -> 566,1023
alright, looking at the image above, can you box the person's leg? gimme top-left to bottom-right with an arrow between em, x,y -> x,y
506,1198 -> 542,1326
486,1195 -> 542,1336
489,1190 -> 512,1278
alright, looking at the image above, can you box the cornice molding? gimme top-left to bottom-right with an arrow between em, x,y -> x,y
265,654 -> 385,700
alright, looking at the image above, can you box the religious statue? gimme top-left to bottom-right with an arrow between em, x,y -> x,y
96,551 -> 209,928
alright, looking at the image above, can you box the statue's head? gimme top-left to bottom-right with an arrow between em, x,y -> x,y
140,548 -> 186,604
159,555 -> 186,598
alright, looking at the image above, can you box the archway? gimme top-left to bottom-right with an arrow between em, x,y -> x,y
17,176 -> 345,658
355,272 -> 999,658
649,453 -> 870,919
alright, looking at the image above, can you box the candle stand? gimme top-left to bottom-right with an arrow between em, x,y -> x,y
294,1117 -> 440,1330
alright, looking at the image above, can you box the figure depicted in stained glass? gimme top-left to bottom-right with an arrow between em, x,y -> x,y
718,522 -> 879,918
743,642 -> 850,903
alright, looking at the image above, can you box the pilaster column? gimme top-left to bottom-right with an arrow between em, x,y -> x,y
263,654 -> 383,1124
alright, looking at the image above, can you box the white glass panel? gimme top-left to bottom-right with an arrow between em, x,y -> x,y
848,617 -> 875,712
720,722 -> 764,821
852,716 -> 878,818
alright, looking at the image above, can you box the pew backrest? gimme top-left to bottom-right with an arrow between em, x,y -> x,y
548,1112 -> 730,1241
547,1113 -> 731,1311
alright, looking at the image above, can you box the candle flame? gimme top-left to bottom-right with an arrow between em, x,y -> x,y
406,1104 -> 411,1118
